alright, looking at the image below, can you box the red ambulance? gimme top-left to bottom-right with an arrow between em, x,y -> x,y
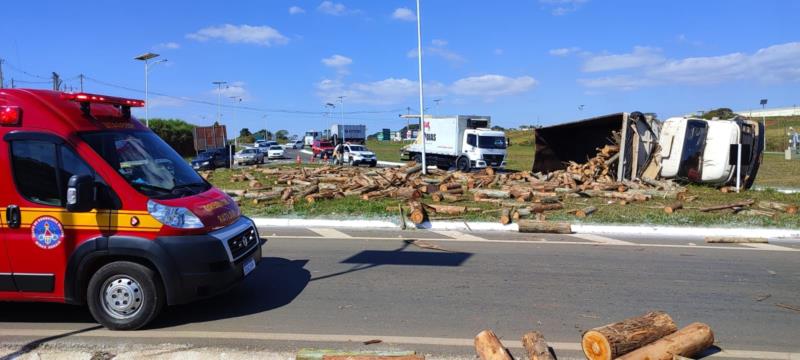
0,89 -> 264,330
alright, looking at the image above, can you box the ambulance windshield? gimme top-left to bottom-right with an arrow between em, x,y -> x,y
81,131 -> 211,199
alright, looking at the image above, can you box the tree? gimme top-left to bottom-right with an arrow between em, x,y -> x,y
275,129 -> 289,142
702,108 -> 737,120
145,118 -> 196,157
240,128 -> 252,137
491,125 -> 506,131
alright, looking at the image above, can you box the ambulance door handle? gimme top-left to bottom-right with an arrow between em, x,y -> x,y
6,205 -> 20,229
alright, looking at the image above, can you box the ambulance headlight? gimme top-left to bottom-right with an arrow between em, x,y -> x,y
147,200 -> 204,229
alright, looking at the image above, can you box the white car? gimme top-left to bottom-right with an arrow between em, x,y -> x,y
285,140 -> 304,149
267,145 -> 285,159
335,144 -> 378,167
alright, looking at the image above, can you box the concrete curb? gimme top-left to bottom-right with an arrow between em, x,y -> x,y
251,217 -> 800,239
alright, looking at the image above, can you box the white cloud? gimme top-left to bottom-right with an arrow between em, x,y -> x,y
187,24 -> 289,46
450,75 -> 537,97
582,46 -> 664,72
154,42 -> 180,50
580,42 -> 800,90
406,39 -> 465,64
289,6 -> 306,14
316,74 -> 536,105
392,7 -> 416,21
322,54 -> 353,68
211,81 -> 251,101
549,47 -> 580,56
540,0 -> 588,15
318,1 -> 349,16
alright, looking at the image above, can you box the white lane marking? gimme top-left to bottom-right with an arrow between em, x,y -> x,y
264,235 -> 800,252
741,243 -> 798,251
308,228 -> 352,238
0,329 -> 796,359
431,230 -> 487,242
570,233 -> 635,245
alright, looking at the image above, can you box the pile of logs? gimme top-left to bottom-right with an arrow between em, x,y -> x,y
472,311 -> 714,360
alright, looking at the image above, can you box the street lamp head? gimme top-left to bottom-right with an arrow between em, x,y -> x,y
760,99 -> 768,105
134,52 -> 160,61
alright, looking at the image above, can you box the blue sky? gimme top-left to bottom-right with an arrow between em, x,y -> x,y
2,0 -> 798,137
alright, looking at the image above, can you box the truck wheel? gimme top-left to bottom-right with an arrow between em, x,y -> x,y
87,261 -> 165,331
457,157 -> 470,172
370,161 -> 377,168
413,154 -> 422,165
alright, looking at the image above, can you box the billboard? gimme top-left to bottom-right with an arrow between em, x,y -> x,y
193,125 -> 228,151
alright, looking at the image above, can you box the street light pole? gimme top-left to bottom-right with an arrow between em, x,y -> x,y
134,53 -> 166,128
760,99 -> 768,151
212,81 -> 227,124
337,96 -> 346,144
416,0 -> 427,174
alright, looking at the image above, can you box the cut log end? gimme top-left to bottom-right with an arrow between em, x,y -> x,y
582,330 -> 612,360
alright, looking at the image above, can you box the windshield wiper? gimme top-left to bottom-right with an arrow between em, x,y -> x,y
131,183 -> 173,194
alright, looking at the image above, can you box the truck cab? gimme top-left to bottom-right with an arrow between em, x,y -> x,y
0,89 -> 264,330
461,129 -> 507,171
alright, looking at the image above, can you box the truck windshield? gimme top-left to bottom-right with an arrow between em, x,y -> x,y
80,131 -> 210,199
478,136 -> 507,149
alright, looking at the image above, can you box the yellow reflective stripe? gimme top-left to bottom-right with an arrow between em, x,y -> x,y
17,207 -> 162,232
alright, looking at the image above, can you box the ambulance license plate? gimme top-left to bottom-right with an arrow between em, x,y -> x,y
243,258 -> 256,276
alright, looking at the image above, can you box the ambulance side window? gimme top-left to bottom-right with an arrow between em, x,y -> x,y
10,141 -> 61,206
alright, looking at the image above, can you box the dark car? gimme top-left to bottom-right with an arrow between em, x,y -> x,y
192,148 -> 230,170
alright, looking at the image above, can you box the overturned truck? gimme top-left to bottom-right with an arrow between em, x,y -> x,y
532,112 -> 764,189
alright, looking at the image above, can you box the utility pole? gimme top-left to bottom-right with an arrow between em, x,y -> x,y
79,74 -> 84,92
415,0 -> 428,174
338,95 -> 346,144
760,99 -> 768,151
52,72 -> 62,91
212,81 -> 228,124
0,59 -> 4,89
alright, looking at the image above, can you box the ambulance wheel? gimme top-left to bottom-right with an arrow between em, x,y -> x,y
457,156 -> 470,172
87,261 -> 165,331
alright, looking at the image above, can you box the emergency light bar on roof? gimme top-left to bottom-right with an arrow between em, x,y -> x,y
61,92 -> 144,119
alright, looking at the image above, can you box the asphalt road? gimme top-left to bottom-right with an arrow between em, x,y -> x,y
1,229 -> 798,359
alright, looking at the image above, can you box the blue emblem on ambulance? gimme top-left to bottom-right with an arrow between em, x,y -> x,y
31,216 -> 64,249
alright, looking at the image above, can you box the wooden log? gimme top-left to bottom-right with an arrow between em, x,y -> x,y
518,220 -> 572,234
222,189 -> 246,197
581,311 -> 678,360
404,164 -> 422,175
281,188 -> 293,202
500,208 -> 513,225
472,189 -> 511,200
432,192 -> 461,202
704,236 -> 768,244
439,183 -> 462,192
306,192 -> 336,204
473,330 -> 512,360
617,323 -> 714,360
297,185 -> 319,199
396,187 -> 422,200
408,201 -> 427,225
699,199 -> 755,212
664,201 -> 683,214
575,206 -> 597,218
530,203 -> 563,213
512,208 -> 531,221
521,331 -> 555,360
757,201 -> 798,214
425,204 -> 467,215
323,356 -> 424,360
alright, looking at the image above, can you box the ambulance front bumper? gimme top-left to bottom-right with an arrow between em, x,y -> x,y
156,216 -> 265,305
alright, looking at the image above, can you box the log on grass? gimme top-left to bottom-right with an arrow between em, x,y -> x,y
664,202 -> 684,214
500,208 -> 513,225
472,189 -> 511,200
281,188 -> 293,202
512,208 -> 531,221
425,204 -> 467,215
473,330 -> 512,360
404,164 -> 422,176
575,206 -> 597,218
518,220 -> 572,234
396,187 -> 422,200
297,185 -> 319,198
699,200 -> 755,212
306,191 -> 336,204
522,331 -> 555,360
439,183 -> 462,192
408,201 -> 428,225
530,203 -> 564,213
757,201 -> 798,214
616,323 -> 714,360
581,311 -> 678,360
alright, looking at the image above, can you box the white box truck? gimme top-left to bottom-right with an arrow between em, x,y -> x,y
401,115 -> 507,171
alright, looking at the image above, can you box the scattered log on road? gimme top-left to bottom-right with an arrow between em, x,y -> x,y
474,330 -> 513,360
699,199 -> 755,212
582,311 -> 678,360
664,202 -> 684,214
616,323 -> 714,360
518,220 -> 572,234
522,331 -> 555,360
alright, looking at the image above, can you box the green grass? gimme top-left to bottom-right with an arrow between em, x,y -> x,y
365,139 -> 406,162
755,153 -> 800,188
764,116 -> 800,152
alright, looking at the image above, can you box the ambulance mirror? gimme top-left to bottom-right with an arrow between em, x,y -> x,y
66,175 -> 96,212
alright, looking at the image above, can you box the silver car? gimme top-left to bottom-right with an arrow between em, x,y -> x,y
234,148 -> 264,165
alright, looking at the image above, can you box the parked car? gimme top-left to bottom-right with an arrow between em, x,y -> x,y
285,140 -> 304,149
267,145 -> 285,159
334,144 -> 377,167
191,148 -> 230,170
234,148 -> 264,165
312,139 -> 335,158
